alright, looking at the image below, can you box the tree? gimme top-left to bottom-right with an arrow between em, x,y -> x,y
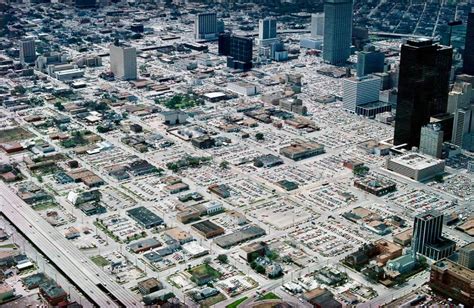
11,85 -> 26,96
219,161 -> 229,170
255,265 -> 266,274
217,254 -> 228,264
353,165 -> 369,177
54,102 -> 65,111
203,257 -> 211,264
255,133 -> 264,141
434,174 -> 444,183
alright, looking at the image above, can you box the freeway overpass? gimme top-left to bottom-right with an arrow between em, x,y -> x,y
0,183 -> 143,308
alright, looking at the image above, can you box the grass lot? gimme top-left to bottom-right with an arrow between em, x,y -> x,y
90,255 -> 110,267
258,292 -> 281,301
0,127 -> 34,143
201,293 -> 226,308
189,264 -> 221,278
226,297 -> 248,308
188,264 -> 222,285
0,243 -> 16,249
32,202 -> 58,211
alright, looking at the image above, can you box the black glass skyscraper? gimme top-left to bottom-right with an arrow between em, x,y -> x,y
412,211 -> 456,261
226,36 -> 253,71
463,13 -> 474,75
393,39 -> 452,147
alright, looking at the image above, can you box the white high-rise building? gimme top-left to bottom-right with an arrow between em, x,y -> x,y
195,12 -> 218,41
258,18 -> 277,46
310,13 -> 324,38
419,124 -> 444,158
110,44 -> 137,80
343,75 -> 381,112
19,38 -> 36,64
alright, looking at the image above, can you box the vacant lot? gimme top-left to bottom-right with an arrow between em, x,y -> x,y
0,127 -> 34,143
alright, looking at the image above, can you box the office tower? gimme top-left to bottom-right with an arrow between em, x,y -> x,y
412,211 -> 456,261
342,75 -> 380,112
218,32 -> 231,56
227,36 -> 253,71
419,125 -> 443,158
393,39 -> 453,148
453,109 -> 472,147
357,45 -> 385,77
258,18 -> 277,46
430,113 -> 454,143
464,13 -> 474,75
110,43 -> 137,80
195,12 -> 218,41
323,0 -> 353,65
448,81 -> 472,147
448,81 -> 472,113
458,243 -> 474,270
310,13 -> 324,38
19,38 -> 36,64
271,41 -> 288,62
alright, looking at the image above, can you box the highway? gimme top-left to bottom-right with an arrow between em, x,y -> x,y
0,182 -> 143,308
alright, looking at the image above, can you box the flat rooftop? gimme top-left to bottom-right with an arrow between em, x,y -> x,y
433,258 -> 474,281
390,153 -> 444,170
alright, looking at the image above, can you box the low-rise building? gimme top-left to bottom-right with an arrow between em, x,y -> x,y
137,278 -> 163,295
227,81 -> 257,96
201,201 -> 224,215
163,228 -> 193,245
430,258 -> 474,307
253,154 -> 284,168
393,229 -> 413,247
127,206 -> 164,229
354,177 -> 396,197
128,238 -> 162,253
280,141 -> 325,161
192,220 -> 225,239
240,241 -> 268,262
214,225 -> 266,249
182,241 -> 209,258
386,153 -> 445,182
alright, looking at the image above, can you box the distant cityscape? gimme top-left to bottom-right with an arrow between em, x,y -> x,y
0,0 -> 473,308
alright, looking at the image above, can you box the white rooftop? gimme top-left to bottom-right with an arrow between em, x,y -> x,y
390,153 -> 444,170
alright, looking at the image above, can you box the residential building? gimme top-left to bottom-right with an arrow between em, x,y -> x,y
323,0 -> 353,65
393,39 -> 452,147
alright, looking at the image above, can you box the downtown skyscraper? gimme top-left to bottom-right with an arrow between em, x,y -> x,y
323,0 -> 353,65
393,39 -> 452,148
463,12 -> 474,75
